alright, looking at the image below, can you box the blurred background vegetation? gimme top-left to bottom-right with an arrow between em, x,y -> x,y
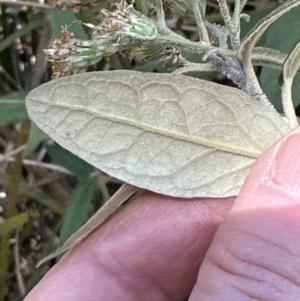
0,0 -> 299,299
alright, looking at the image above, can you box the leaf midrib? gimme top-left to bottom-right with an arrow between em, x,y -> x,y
33,98 -> 262,159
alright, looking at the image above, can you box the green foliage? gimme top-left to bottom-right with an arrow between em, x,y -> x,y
59,176 -> 97,246
46,144 -> 94,178
23,123 -> 46,158
240,6 -> 274,43
0,213 -> 29,236
0,92 -> 27,127
50,8 -> 89,39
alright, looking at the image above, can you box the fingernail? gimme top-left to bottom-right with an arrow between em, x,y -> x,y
270,127 -> 300,194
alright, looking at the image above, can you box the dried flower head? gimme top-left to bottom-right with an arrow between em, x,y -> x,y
45,27 -> 103,78
97,0 -> 157,41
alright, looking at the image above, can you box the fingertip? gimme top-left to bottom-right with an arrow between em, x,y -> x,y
235,126 -> 300,211
189,128 -> 300,301
269,127 -> 300,196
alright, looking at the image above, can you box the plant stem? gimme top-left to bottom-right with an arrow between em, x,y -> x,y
204,20 -> 228,49
173,62 -> 216,74
231,0 -> 242,48
192,0 -> 210,44
217,0 -> 240,50
281,41 -> 300,129
240,0 -> 248,11
281,79 -> 299,129
158,29 -> 215,54
155,0 -> 167,33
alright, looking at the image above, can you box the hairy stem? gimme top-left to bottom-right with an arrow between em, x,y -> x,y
155,0 -> 167,33
231,0 -> 242,48
158,32 -> 214,54
281,79 -> 299,129
192,0 -> 210,44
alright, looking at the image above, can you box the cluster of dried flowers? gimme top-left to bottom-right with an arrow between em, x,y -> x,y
45,0 -> 167,77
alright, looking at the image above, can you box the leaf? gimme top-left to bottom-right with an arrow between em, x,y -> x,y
240,7 -> 274,43
0,92 -> 28,127
46,144 -> 94,178
50,8 -> 88,39
37,183 -> 137,266
23,122 -> 46,158
0,213 -> 29,236
59,176 -> 97,247
25,70 -> 291,198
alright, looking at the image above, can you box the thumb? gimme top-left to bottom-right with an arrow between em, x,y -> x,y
189,127 -> 300,301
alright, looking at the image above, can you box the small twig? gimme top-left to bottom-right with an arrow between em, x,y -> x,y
0,145 -> 26,162
22,159 -> 74,175
13,230 -> 26,297
33,173 -> 63,188
3,157 -> 74,175
98,174 -> 111,201
37,146 -> 48,162
0,98 -> 24,104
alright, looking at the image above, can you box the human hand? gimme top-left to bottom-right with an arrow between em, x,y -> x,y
24,128 -> 300,301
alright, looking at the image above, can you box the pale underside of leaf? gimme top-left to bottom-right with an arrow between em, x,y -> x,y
25,70 -> 291,197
